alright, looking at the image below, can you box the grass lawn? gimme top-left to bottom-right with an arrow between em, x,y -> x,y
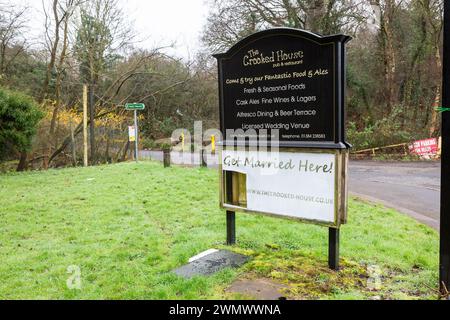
0,162 -> 440,300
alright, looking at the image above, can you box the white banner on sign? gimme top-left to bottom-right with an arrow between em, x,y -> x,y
222,149 -> 336,223
128,126 -> 136,142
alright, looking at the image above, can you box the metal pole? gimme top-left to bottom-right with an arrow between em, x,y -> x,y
226,172 -> 236,245
201,149 -> 208,168
329,228 -> 340,271
440,0 -> 450,298
163,149 -> 171,168
134,110 -> 139,162
227,211 -> 236,245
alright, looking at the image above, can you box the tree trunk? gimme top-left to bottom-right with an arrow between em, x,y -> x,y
40,0 -> 60,103
70,118 -> 77,167
121,141 -> 130,162
429,44 -> 442,137
384,16 -> 397,111
377,0 -> 397,114
105,130 -> 111,163
115,140 -> 128,163
16,152 -> 28,172
403,6 -> 427,116
47,110 -> 114,166
44,6 -> 71,170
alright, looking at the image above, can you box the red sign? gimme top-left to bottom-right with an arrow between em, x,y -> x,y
409,138 -> 439,157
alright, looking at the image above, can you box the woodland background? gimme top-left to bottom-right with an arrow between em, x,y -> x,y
0,0 -> 444,171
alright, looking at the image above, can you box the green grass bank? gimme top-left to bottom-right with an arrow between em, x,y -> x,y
0,162 -> 439,300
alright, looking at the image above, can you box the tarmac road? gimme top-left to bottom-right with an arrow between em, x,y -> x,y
349,161 -> 441,230
140,151 -> 441,230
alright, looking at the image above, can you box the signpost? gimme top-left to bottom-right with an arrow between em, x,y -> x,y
125,103 -> 145,162
441,0 -> 450,298
215,28 -> 351,270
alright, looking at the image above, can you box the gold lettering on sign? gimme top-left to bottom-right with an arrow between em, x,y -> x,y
243,49 -> 304,67
224,69 -> 330,86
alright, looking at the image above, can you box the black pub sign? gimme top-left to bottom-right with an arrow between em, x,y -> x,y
214,28 -> 352,149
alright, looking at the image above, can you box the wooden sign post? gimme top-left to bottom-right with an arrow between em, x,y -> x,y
215,28 -> 351,270
440,0 -> 450,298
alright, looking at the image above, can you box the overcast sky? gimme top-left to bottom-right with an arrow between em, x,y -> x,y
14,0 -> 210,60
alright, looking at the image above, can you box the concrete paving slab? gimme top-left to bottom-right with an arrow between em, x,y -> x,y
173,250 -> 250,279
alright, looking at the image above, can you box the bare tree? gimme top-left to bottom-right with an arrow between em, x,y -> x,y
202,0 -> 368,53
75,0 -> 136,85
39,0 -> 81,169
417,0 -> 444,136
44,0 -> 172,166
0,2 -> 28,79
369,0 -> 405,113
72,0 -> 136,164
